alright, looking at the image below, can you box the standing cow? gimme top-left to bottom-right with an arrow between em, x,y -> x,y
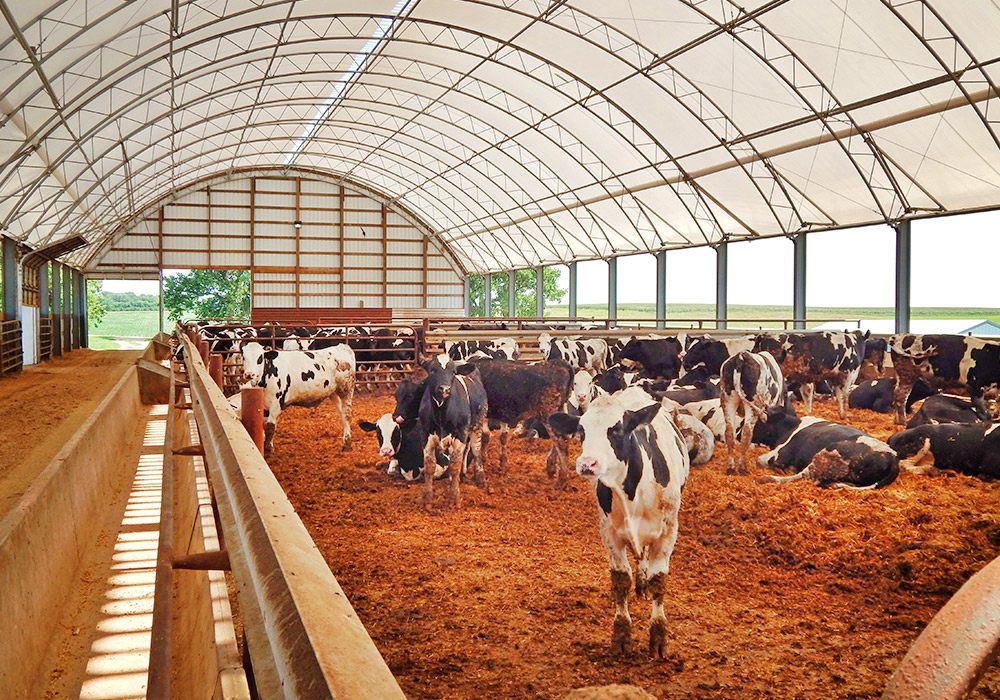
539,333 -> 608,374
549,392 -> 689,657
753,331 -> 870,419
418,355 -> 489,510
888,334 -> 1000,425
241,342 -> 356,455
720,351 -> 785,474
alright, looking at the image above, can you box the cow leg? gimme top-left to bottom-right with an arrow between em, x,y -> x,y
738,410 -> 758,474
599,513 -> 632,654
892,375 -> 914,425
646,516 -> 679,658
548,430 -> 569,489
800,383 -> 815,415
422,433 -> 442,510
470,420 -> 489,490
445,438 -> 466,509
498,422 -> 510,474
722,396 -> 740,475
341,380 -> 355,450
263,421 -> 276,456
831,378 -> 849,420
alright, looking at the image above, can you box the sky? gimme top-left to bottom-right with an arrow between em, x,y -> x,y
98,211 -> 999,309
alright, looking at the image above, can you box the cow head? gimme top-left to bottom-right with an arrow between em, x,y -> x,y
359,414 -> 401,459
240,342 -> 268,384
571,370 -> 596,412
394,377 -> 426,422
550,394 -> 660,481
420,354 -> 477,407
752,397 -> 800,448
887,427 -> 930,460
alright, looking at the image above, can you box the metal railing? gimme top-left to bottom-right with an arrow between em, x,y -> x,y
178,332 -> 407,699
0,320 -> 22,375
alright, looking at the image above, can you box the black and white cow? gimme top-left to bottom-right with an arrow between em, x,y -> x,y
753,330 -> 870,419
549,392 -> 689,657
888,422 -> 1000,479
358,413 -> 448,481
905,394 -> 991,429
417,354 -> 489,510
538,333 -> 607,374
753,411 -> 899,489
679,336 -> 731,384
720,351 -> 785,474
568,369 -> 599,416
444,338 -> 519,361
617,337 -> 684,381
848,377 -> 936,414
888,334 -> 1000,425
241,341 -> 356,455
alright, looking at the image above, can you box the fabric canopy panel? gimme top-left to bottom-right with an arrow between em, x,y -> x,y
1,0 -> 999,275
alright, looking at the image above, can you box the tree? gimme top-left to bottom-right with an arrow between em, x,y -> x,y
163,269 -> 251,321
469,267 -> 566,317
87,280 -> 107,327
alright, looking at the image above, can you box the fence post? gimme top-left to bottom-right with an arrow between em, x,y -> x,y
241,387 -> 265,453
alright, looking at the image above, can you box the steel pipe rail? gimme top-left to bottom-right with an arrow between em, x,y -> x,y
178,333 -> 406,700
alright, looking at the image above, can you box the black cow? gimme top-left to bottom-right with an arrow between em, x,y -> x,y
905,394 -> 991,429
889,334 -> 1000,425
753,330 -> 870,419
889,423 -> 1000,479
848,377 -> 935,414
679,336 -> 730,384
753,409 -> 899,489
417,354 -> 489,509
658,377 -> 721,405
466,358 -> 574,486
618,337 -> 684,380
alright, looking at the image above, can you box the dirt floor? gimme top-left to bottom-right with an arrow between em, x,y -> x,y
267,391 -> 1000,700
0,349 -> 141,518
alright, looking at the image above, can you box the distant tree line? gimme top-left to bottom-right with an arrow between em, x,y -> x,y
103,291 -> 159,311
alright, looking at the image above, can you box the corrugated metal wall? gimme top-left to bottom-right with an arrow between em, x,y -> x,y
92,174 -> 465,311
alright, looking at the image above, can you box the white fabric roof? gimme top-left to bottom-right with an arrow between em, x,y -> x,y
3,0 -> 1000,274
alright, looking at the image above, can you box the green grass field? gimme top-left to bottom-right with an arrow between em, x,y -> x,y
545,303 -> 1000,328
88,310 -> 162,350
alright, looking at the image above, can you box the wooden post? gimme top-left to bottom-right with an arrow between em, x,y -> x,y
198,340 -> 209,365
241,387 -> 265,453
209,355 -> 224,389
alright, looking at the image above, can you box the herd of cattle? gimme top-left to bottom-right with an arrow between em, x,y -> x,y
180,322 -> 1000,657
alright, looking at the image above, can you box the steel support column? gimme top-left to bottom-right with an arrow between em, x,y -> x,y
61,264 -> 72,351
793,234 -> 807,330
568,263 -> 577,319
463,277 -> 471,316
484,274 -> 492,318
608,257 -> 618,328
73,271 -> 86,348
1,236 -> 17,321
535,267 -> 544,318
895,221 -> 911,334
51,265 -> 61,357
655,251 -> 666,330
39,264 -> 49,318
507,271 -> 516,318
716,243 -> 728,330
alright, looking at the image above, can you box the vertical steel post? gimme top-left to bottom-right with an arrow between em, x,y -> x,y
51,266 -> 61,357
535,267 -> 544,318
241,387 -> 265,453
484,274 -> 492,318
793,234 -> 807,330
463,277 -> 471,316
608,257 -> 617,329
73,271 -> 86,348
39,264 -> 49,318
1,236 -> 17,321
62,263 -> 73,351
209,355 -> 224,389
716,243 -> 728,330
507,270 -> 515,318
568,262 -> 578,320
895,221 -> 911,334
655,251 -> 666,330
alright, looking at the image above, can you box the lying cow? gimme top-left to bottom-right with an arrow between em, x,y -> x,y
753,407 -> 899,489
906,394 -> 991,429
549,393 -> 689,657
889,334 -> 1000,424
418,354 -> 489,510
720,351 -> 785,474
358,414 -> 448,481
539,333 -> 607,374
615,387 -> 714,466
618,337 -> 684,380
848,377 -> 935,414
888,423 -> 1000,479
240,342 -> 356,455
